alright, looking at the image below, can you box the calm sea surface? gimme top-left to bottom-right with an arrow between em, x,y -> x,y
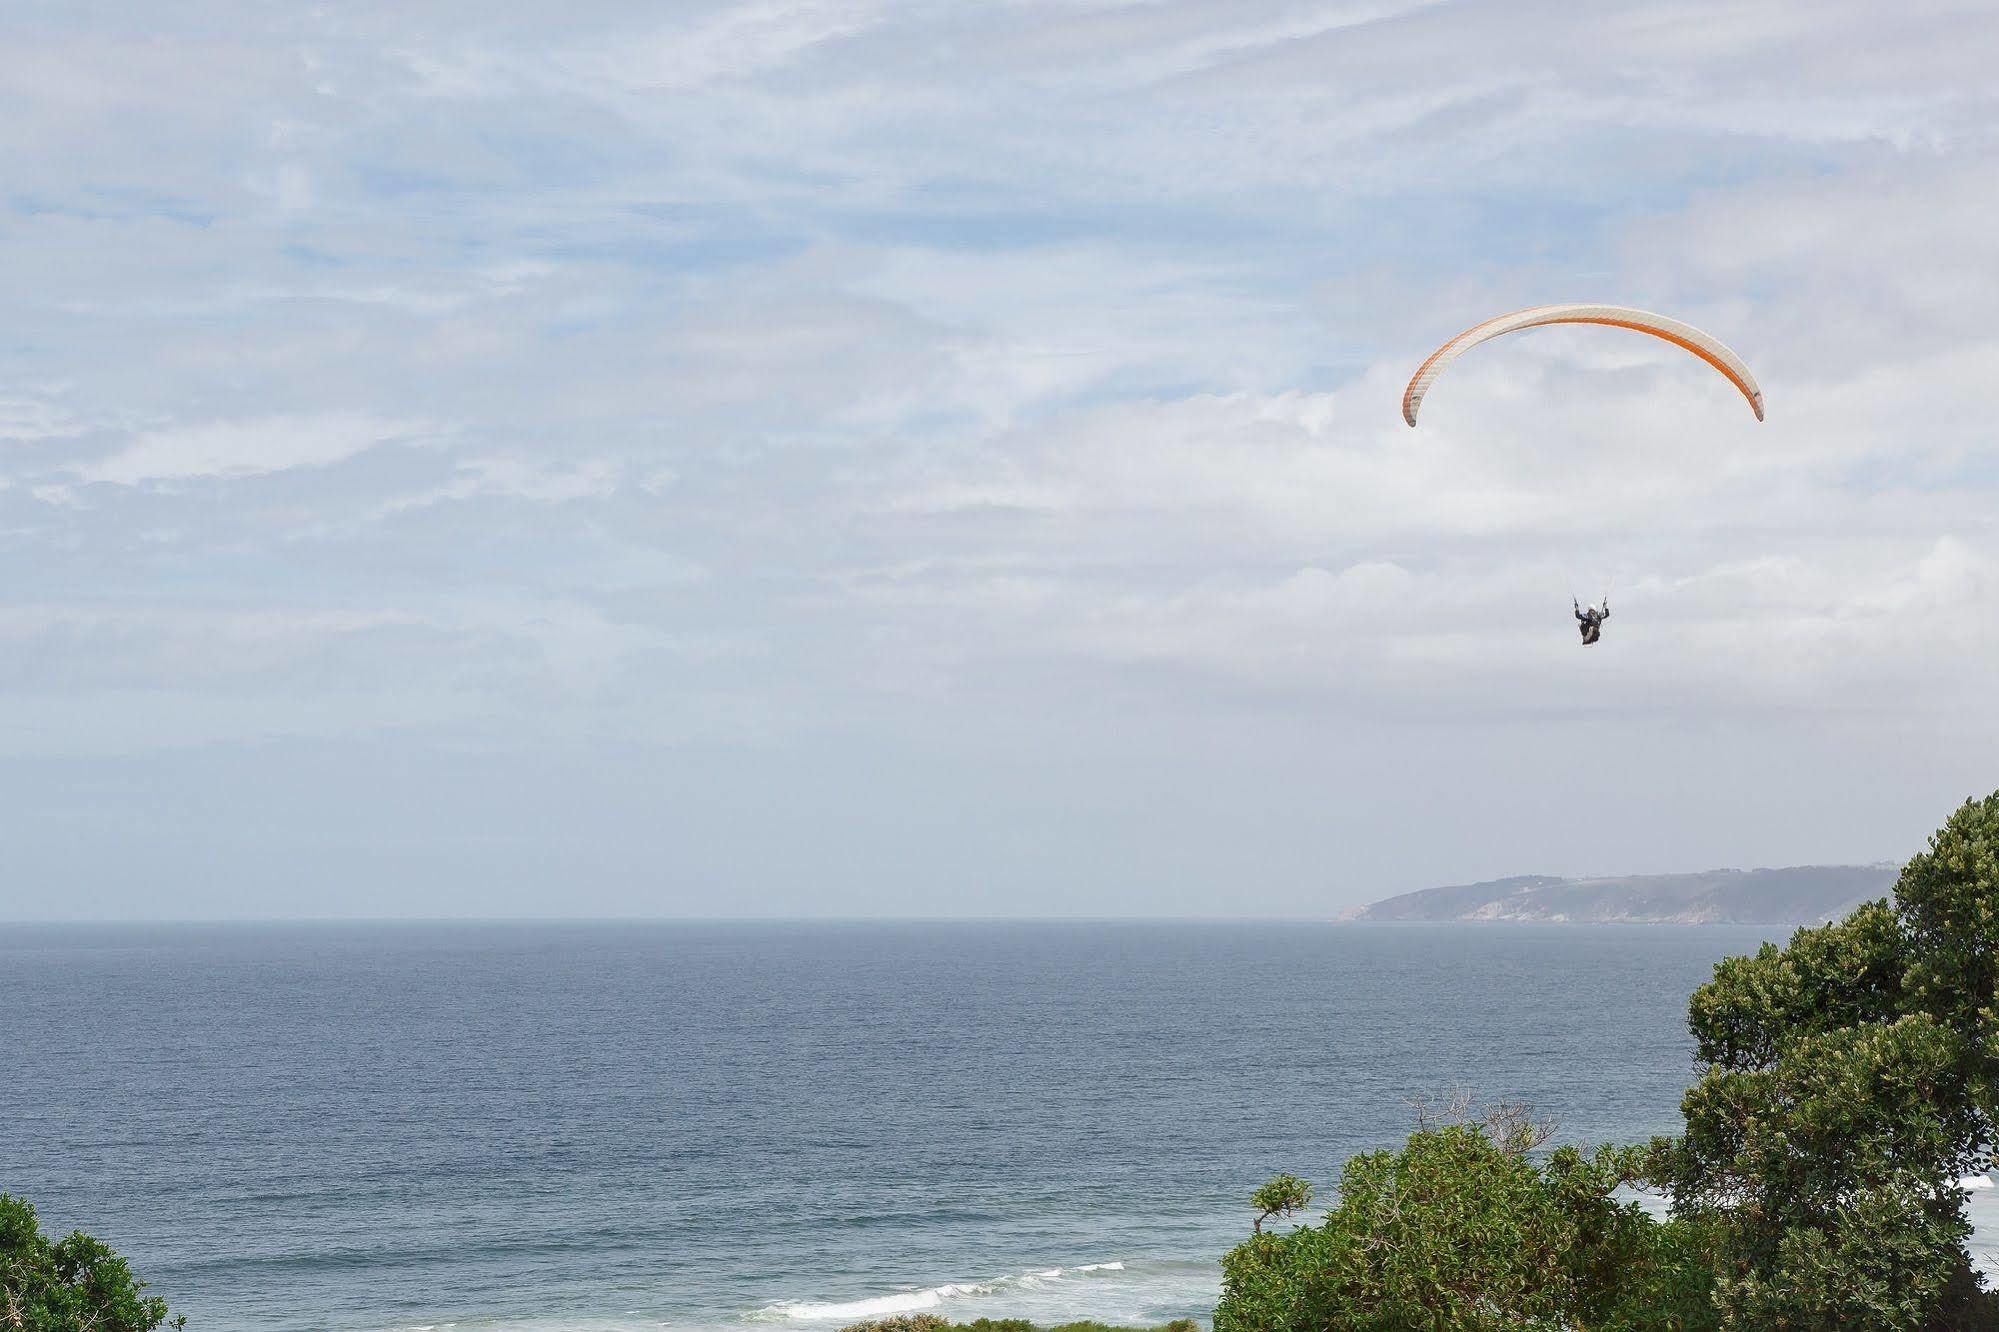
3,922 -> 1793,1331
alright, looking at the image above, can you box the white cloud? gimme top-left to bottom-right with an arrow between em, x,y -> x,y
5,0 -> 1999,911
578,0 -> 889,93
78,413 -> 438,485
381,456 -> 625,514
0,394 -> 95,444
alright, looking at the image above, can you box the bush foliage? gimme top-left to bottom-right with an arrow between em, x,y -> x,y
1218,790 -> 1999,1332
0,1194 -> 178,1332
1215,1107 -> 1714,1332
1655,791 -> 1999,1328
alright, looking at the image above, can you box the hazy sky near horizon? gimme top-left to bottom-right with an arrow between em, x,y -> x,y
4,1 -> 1997,919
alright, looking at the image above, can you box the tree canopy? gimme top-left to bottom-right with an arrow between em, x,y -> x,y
0,1195 -> 178,1332
1217,790 -> 1999,1332
1215,1103 -> 1714,1332
1657,792 -> 1999,1328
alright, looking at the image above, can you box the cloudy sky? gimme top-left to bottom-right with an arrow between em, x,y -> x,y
3,0 -> 1996,919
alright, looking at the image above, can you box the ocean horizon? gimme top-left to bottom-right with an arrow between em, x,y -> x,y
8,920 -> 1994,1331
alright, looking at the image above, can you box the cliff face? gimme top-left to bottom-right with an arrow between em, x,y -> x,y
1346,864 -> 1898,925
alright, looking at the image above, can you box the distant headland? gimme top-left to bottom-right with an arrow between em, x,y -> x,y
1344,864 -> 1897,925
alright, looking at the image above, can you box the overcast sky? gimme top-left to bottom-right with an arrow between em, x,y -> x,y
3,0 -> 1996,920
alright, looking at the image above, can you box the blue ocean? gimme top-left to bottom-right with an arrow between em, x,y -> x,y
7,921 -> 1953,1331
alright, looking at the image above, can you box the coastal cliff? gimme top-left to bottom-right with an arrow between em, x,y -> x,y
1345,864 -> 1897,925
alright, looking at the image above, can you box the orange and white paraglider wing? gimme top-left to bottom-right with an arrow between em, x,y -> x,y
1400,304 -> 1764,426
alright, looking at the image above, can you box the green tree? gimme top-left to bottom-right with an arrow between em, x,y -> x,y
1248,1174 -> 1312,1234
1212,795 -> 1999,1331
1660,793 -> 1999,1330
0,1195 -> 179,1332
1215,1102 -> 1713,1332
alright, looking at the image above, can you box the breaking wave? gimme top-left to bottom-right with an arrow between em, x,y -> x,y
752,1261 -> 1132,1323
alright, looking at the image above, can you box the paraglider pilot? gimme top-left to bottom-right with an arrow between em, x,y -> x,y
1574,598 -> 1608,646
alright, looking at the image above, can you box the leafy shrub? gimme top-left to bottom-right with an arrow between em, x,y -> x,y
0,1195 -> 179,1332
1213,791 -> 1999,1332
1664,792 -> 1999,1329
1215,1111 -> 1713,1332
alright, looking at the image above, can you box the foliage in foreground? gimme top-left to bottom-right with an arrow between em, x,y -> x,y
1651,790 -> 1999,1329
1249,1175 -> 1311,1235
1214,1102 -> 1715,1332
1216,790 -> 1999,1332
0,1194 -> 179,1332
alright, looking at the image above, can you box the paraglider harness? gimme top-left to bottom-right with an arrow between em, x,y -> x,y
1574,598 -> 1608,646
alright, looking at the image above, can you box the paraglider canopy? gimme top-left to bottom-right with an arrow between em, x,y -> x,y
1401,304 -> 1764,427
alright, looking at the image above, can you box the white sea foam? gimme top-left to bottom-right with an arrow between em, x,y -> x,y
361,1312 -> 671,1320
754,1262 -> 1133,1323
369,1257 -> 1195,1332
756,1285 -> 989,1322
